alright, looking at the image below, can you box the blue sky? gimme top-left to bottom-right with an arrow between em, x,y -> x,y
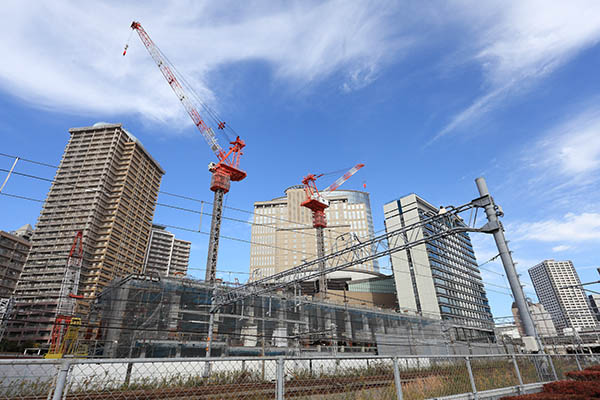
1,1 -> 599,320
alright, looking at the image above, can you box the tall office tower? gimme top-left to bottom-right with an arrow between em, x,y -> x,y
0,227 -> 32,297
528,260 -> 597,333
143,224 -> 191,277
8,123 -> 164,344
249,186 -> 378,281
511,302 -> 557,337
383,194 -> 494,342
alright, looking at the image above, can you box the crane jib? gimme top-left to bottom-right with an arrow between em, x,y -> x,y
130,21 -> 246,175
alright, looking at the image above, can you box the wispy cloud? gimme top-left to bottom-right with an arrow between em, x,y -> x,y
552,245 -> 571,252
0,1 -> 406,128
432,0 -> 600,142
512,212 -> 600,243
531,106 -> 600,177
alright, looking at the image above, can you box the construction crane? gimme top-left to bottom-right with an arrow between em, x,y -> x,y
45,231 -> 84,359
301,164 -> 364,298
126,21 -> 246,283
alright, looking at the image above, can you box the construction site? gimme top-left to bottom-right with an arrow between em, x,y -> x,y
89,274 -> 505,359
1,10 -> 599,400
0,21 -> 540,360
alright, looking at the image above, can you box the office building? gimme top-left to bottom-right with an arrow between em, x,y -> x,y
8,123 -> 164,344
589,294 -> 600,322
249,186 -> 378,281
143,224 -> 191,277
0,228 -> 32,297
383,194 -> 494,342
511,302 -> 557,337
529,260 -> 597,332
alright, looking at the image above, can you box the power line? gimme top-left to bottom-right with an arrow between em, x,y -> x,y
2,153 -> 533,319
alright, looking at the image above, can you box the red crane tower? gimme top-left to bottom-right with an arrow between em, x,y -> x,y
301,164 -> 364,297
126,21 -> 246,283
46,231 -> 84,358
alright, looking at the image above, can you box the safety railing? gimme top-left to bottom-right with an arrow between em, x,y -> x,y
0,353 -> 595,399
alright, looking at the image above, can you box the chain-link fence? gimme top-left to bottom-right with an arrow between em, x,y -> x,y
0,353 -> 595,399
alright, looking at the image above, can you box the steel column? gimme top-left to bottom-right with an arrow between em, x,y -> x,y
475,177 -> 538,340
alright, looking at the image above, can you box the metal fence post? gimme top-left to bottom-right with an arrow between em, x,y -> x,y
547,355 -> 558,381
511,355 -> 523,394
574,352 -> 582,371
124,361 -> 133,387
392,357 -> 404,400
276,356 -> 285,400
52,359 -> 71,400
465,356 -> 478,400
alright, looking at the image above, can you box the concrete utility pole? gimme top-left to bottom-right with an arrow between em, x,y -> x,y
475,177 -> 538,340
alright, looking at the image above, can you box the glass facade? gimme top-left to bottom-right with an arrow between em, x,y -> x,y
384,194 -> 494,342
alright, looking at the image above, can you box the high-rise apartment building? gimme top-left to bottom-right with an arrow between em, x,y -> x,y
529,260 -> 597,332
143,224 -> 191,277
250,186 -> 377,281
0,227 -> 32,297
383,194 -> 494,342
8,123 -> 164,344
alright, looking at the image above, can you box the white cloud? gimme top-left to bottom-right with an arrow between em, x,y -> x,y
0,1 -> 406,129
434,0 -> 600,140
552,245 -> 571,252
513,212 -> 600,243
534,107 -> 600,176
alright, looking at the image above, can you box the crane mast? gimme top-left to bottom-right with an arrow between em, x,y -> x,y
301,164 -> 364,298
128,21 -> 247,283
46,231 -> 83,358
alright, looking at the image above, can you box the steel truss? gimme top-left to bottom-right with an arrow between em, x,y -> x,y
213,194 -> 498,311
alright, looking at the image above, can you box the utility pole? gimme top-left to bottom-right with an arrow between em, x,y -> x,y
475,177 -> 538,341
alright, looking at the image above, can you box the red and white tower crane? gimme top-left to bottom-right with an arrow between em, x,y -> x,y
301,164 -> 364,297
126,21 -> 246,283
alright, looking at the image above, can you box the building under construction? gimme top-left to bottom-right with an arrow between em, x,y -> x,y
8,123 -> 164,344
90,274 -> 502,358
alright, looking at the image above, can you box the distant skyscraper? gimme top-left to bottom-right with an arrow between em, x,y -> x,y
529,260 -> 597,332
0,228 -> 32,298
383,194 -> 494,342
9,123 -> 164,344
143,224 -> 191,277
250,186 -> 377,280
589,294 -> 600,322
511,302 -> 557,337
